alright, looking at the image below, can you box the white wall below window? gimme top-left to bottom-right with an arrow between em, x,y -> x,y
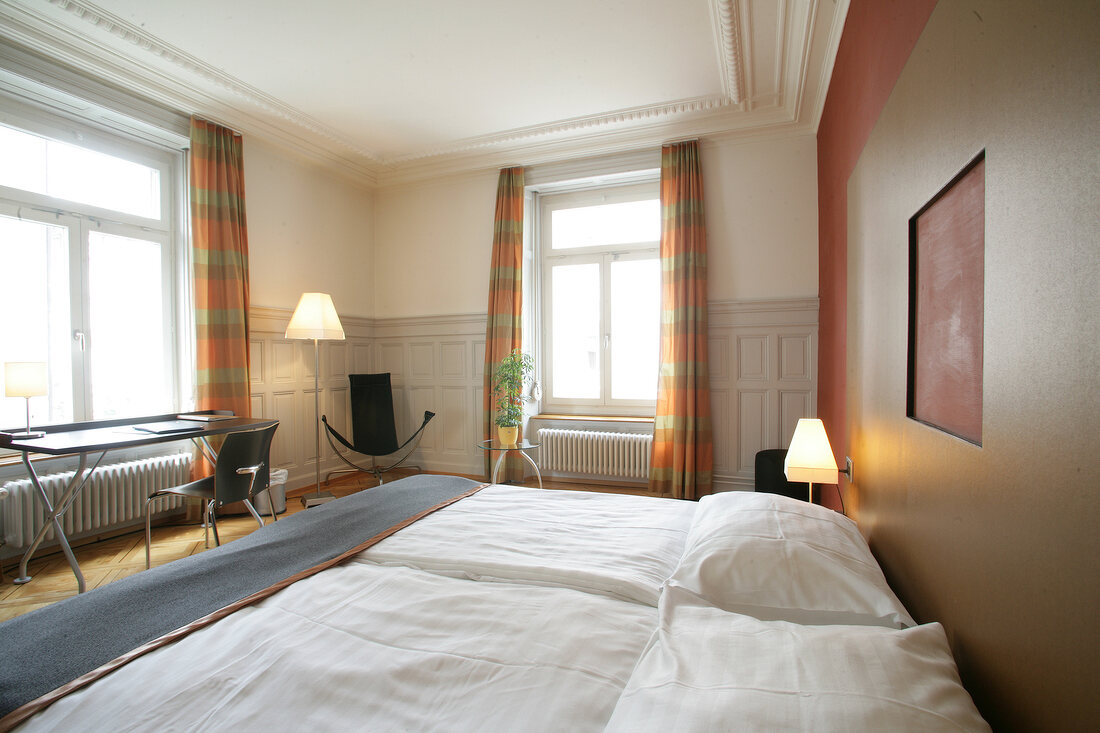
252,298 -> 817,494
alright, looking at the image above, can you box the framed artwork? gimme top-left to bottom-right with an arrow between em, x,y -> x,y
907,151 -> 985,446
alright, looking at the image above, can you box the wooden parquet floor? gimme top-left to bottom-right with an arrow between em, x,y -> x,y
0,472 -> 646,622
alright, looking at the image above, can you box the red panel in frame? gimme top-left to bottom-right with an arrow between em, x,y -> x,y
907,152 -> 985,446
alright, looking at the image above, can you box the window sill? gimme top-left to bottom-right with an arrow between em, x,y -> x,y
533,414 -> 653,424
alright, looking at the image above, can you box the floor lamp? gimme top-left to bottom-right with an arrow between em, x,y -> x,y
285,293 -> 345,508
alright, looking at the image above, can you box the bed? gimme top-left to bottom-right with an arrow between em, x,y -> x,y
0,475 -> 990,731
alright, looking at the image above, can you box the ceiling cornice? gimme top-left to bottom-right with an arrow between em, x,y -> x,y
711,0 -> 745,104
0,0 -> 842,189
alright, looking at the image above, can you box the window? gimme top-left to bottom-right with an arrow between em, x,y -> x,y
537,181 -> 661,415
0,114 -> 186,431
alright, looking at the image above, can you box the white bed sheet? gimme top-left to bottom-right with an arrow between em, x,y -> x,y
355,485 -> 696,606
19,562 -> 657,733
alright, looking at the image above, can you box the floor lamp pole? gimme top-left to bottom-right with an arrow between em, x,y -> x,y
303,338 -> 335,507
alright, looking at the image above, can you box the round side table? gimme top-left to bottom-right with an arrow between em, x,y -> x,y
476,439 -> 543,489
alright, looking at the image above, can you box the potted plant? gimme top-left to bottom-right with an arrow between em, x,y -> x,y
492,349 -> 534,446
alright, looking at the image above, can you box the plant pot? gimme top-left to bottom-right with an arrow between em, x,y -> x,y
497,425 -> 518,447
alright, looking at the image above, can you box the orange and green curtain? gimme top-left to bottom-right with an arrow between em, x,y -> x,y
191,117 -> 251,425
482,167 -> 525,481
649,140 -> 713,500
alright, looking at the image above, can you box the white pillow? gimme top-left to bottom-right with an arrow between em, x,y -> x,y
667,491 -> 914,627
605,587 -> 990,732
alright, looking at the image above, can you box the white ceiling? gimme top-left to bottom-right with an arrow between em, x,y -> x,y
0,0 -> 846,186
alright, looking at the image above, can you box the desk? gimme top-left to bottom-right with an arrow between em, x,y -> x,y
476,439 -> 543,490
0,411 -> 278,593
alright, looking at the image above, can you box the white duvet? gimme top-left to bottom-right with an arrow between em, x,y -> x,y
15,485 -> 990,732
23,563 -> 655,732
356,485 -> 696,606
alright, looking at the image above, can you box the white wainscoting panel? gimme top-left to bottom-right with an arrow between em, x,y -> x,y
372,314 -> 488,478
709,298 -> 819,490
251,300 -> 815,493
250,307 -> 374,490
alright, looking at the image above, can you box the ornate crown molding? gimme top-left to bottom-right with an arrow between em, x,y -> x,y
42,0 -> 383,163
0,0 -> 842,186
712,0 -> 745,104
28,0 -> 751,169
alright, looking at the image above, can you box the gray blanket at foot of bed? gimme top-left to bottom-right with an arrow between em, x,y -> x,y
0,474 -> 482,722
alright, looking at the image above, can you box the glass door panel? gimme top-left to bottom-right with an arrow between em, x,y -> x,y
550,262 -> 600,399
87,230 -> 171,418
0,213 -> 74,428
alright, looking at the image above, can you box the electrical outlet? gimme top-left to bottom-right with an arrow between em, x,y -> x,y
845,456 -> 854,484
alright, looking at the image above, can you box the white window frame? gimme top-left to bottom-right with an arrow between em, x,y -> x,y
0,97 -> 191,430
535,179 -> 660,416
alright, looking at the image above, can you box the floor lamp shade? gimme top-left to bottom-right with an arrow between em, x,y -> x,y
784,418 -> 839,485
4,362 -> 48,398
285,293 -> 345,340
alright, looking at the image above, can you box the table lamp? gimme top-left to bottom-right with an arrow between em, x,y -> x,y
4,362 -> 48,439
285,293 -> 345,507
783,418 -> 849,504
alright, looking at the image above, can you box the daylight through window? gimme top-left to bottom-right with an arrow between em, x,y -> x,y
538,181 -> 661,415
0,115 -> 183,430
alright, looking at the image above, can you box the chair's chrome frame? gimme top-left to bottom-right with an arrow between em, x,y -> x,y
322,411 -> 434,486
144,439 -> 276,570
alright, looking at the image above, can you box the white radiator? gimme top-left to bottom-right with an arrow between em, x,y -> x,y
1,454 -> 192,550
537,428 -> 652,480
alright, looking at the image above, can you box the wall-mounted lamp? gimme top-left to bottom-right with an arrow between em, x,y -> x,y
783,418 -> 853,505
4,362 -> 48,440
285,293 -> 345,508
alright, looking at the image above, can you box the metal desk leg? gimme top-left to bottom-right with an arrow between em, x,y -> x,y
14,450 -> 106,594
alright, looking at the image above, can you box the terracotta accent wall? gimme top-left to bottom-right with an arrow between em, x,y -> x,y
846,1 -> 1100,730
815,0 -> 937,510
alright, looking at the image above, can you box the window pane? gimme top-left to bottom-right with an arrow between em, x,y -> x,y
49,142 -> 161,219
0,125 -> 48,193
551,199 -> 660,250
0,123 -> 161,219
88,231 -> 170,418
551,263 -> 600,399
0,215 -> 74,428
611,258 -> 660,400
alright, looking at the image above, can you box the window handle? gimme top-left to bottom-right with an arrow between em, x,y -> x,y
73,330 -> 86,351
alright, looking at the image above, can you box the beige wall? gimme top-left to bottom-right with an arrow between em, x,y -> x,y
371,133 -> 819,319
703,133 -> 818,302
245,136 -> 375,318
372,170 -> 500,319
846,1 -> 1100,730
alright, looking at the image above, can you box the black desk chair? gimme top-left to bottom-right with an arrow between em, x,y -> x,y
321,373 -> 435,485
754,448 -> 810,502
144,423 -> 278,569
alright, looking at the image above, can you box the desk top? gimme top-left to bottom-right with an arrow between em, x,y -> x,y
0,412 -> 278,455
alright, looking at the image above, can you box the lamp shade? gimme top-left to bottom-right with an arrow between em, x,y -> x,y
285,293 -> 345,340
784,418 -> 839,484
4,362 -> 48,398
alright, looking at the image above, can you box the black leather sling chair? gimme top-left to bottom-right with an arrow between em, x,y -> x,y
321,373 -> 435,485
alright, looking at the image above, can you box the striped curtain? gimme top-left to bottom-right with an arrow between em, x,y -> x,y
649,141 -> 713,499
482,167 -> 525,481
190,117 -> 251,429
